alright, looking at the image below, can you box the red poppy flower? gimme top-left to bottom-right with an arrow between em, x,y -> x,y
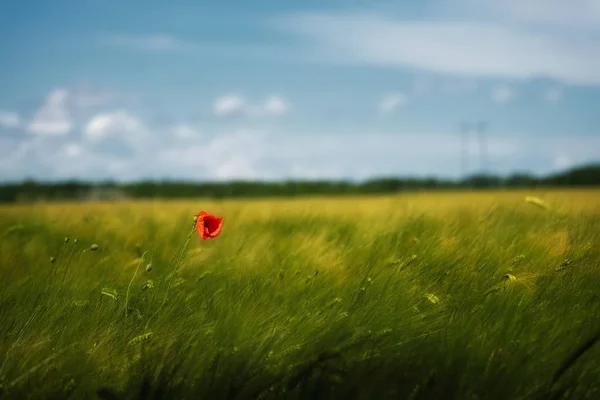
195,211 -> 223,240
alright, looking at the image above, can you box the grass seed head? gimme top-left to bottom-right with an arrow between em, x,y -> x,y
555,259 -> 571,272
64,237 -> 70,243
512,254 -> 526,265
128,331 -> 153,346
325,297 -> 343,309
90,244 -> 99,251
337,312 -> 350,321
399,254 -> 418,269
101,288 -> 118,300
378,328 -> 393,336
425,293 -> 440,304
142,280 -> 154,290
50,256 -> 56,264
146,263 -> 152,272
525,196 -> 550,210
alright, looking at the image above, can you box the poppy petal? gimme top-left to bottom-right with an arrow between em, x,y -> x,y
195,211 -> 223,239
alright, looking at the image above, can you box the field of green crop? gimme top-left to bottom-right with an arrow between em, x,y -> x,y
1,189 -> 600,399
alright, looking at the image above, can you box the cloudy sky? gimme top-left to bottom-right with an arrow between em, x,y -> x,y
1,0 -> 599,182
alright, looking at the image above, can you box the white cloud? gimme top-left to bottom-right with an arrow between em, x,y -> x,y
289,164 -> 347,180
212,158 -> 262,180
213,95 -> 247,117
170,124 -> 199,139
158,128 -> 523,181
491,85 -> 514,103
554,154 -> 571,170
84,110 -> 143,141
27,88 -> 73,135
0,111 -> 20,128
472,0 -> 600,31
68,83 -> 139,115
159,129 -> 269,180
3,120 -> 600,181
260,95 -> 289,115
379,93 -> 407,113
63,143 -> 83,158
543,87 -> 562,102
274,9 -> 600,85
0,137 -> 46,177
72,88 -> 118,109
213,94 -> 290,117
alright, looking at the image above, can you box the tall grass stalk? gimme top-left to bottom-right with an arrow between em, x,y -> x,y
145,226 -> 196,329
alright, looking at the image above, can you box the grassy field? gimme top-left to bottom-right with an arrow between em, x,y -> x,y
1,189 -> 600,399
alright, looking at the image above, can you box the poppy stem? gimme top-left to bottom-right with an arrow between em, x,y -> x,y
145,227 -> 195,330
149,226 -> 194,305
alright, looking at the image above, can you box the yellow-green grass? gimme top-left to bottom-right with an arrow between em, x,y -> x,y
1,189 -> 600,399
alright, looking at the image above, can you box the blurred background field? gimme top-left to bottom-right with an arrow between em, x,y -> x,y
1,189 -> 600,399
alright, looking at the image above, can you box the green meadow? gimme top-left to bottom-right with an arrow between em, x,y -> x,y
1,189 -> 600,399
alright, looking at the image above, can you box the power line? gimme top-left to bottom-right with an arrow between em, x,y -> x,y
476,121 -> 488,176
459,120 -> 490,184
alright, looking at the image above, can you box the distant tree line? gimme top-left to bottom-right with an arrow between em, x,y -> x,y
0,164 -> 599,203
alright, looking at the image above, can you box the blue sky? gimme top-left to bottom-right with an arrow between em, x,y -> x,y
1,0 -> 599,182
